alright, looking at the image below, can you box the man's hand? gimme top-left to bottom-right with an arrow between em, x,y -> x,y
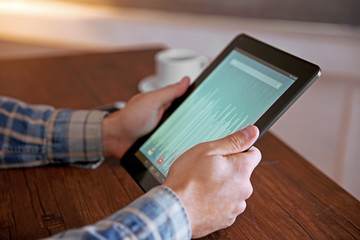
163,125 -> 261,238
102,77 -> 190,158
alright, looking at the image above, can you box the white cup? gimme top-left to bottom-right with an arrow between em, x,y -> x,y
154,48 -> 208,88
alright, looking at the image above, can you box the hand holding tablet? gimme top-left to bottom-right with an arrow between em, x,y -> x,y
102,77 -> 190,159
120,33 -> 321,191
163,125 -> 261,238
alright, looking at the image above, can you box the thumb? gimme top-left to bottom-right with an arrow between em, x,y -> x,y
154,76 -> 190,106
208,125 -> 259,156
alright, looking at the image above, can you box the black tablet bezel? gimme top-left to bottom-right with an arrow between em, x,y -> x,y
120,33 -> 321,192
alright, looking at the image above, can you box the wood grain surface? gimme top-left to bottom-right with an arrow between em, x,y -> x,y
0,48 -> 359,239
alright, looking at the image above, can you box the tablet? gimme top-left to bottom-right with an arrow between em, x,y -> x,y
121,34 -> 321,191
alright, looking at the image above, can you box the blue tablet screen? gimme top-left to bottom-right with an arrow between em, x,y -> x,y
136,48 -> 297,181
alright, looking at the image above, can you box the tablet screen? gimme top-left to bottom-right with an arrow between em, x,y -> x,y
135,48 -> 298,182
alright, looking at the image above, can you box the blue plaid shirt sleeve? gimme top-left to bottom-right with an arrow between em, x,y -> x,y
0,96 -> 107,168
1,96 -> 192,239
48,186 -> 192,240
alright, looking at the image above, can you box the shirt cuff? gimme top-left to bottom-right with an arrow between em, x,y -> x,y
105,186 -> 192,240
46,109 -> 108,168
48,186 -> 192,239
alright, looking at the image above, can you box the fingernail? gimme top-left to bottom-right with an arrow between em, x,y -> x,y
181,76 -> 190,83
243,125 -> 257,140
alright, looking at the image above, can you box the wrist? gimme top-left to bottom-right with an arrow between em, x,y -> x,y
102,114 -> 133,158
163,181 -> 198,236
160,185 -> 193,238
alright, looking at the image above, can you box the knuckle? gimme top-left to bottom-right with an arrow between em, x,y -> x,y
238,201 -> 247,214
243,184 -> 253,200
241,160 -> 254,175
254,147 -> 262,160
225,217 -> 237,228
231,201 -> 247,219
250,146 -> 262,162
239,151 -> 261,175
226,135 -> 244,152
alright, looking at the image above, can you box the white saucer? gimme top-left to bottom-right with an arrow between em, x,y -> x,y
138,75 -> 162,93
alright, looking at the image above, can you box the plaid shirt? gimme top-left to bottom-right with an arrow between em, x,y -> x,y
0,96 -> 191,240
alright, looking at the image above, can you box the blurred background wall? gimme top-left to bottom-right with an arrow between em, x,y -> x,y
0,0 -> 359,199
58,0 -> 360,25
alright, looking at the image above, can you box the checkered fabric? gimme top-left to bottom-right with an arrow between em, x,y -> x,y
49,186 -> 191,240
0,96 -> 106,168
0,96 -> 192,240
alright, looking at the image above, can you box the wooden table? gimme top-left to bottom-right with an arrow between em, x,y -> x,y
0,48 -> 359,239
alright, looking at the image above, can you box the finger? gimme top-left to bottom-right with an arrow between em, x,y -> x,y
227,146 -> 262,177
153,76 -> 190,106
234,201 -> 247,215
207,125 -> 259,156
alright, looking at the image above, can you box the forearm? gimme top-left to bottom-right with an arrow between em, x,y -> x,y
48,186 -> 192,240
0,96 -> 107,168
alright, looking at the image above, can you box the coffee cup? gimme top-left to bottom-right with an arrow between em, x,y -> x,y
138,48 -> 208,92
155,48 -> 208,87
